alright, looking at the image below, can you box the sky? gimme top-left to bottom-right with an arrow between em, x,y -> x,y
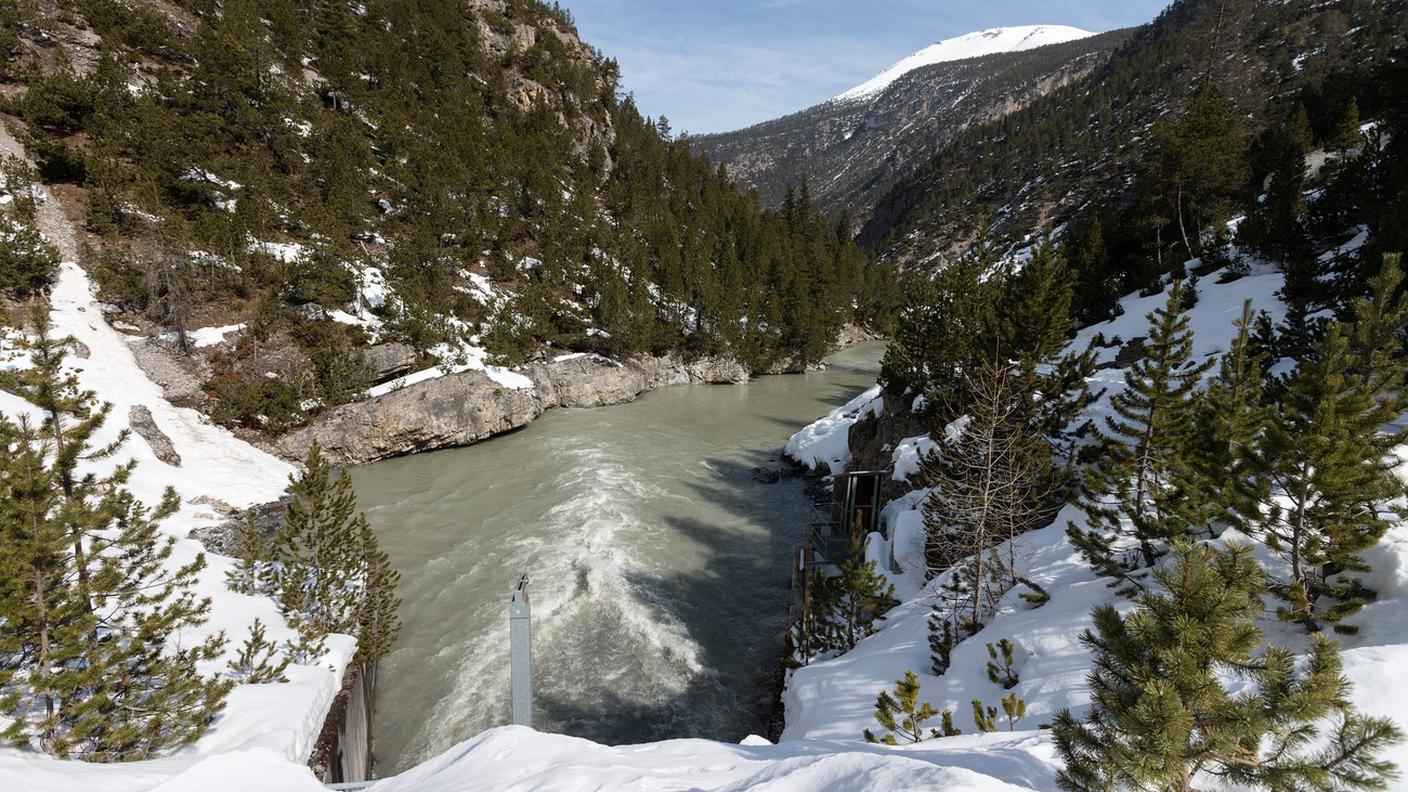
556,0 -> 1173,135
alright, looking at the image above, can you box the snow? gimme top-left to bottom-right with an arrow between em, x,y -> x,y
365,339 -> 534,398
250,239 -> 307,264
8,184 -> 1408,792
180,323 -> 246,348
368,727 -> 1039,792
890,433 -> 936,482
784,385 -> 883,474
766,258 -> 1408,791
833,26 -> 1097,103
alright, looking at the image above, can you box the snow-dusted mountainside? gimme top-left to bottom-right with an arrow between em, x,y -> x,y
859,0 -> 1408,263
832,25 -> 1097,104
692,28 -> 1128,219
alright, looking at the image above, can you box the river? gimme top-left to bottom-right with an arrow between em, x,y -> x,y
351,342 -> 885,773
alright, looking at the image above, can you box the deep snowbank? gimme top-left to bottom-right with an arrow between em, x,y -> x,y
369,726 -> 1043,792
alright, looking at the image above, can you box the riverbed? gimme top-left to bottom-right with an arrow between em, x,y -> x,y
352,342 -> 885,773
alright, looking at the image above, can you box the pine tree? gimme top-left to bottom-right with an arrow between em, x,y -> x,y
985,638 -> 1020,689
1069,282 -> 1213,591
1184,300 -> 1265,537
1052,541 -> 1401,792
1002,233 -> 1074,363
972,698 -> 998,733
0,410 -> 230,760
811,518 -> 898,656
863,670 -> 956,744
1346,255 -> 1408,407
227,618 -> 291,684
928,609 -> 956,676
354,520 -> 401,665
1243,321 -> 1405,633
274,443 -> 400,665
5,306 -> 126,615
921,359 -> 1057,626
1000,692 -> 1027,731
226,513 -> 271,596
1242,106 -> 1312,264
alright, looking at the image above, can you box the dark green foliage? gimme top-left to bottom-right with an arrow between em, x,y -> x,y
15,0 -> 885,414
291,320 -> 370,408
0,212 -> 59,298
1053,541 -> 1401,792
206,369 -> 307,434
928,611 -> 956,676
1241,105 -> 1313,263
861,0 -> 1406,280
1183,300 -> 1264,538
1133,83 -> 1247,270
226,618 -> 291,684
1069,282 -> 1213,591
226,514 -> 271,596
863,670 -> 957,744
0,319 -> 230,761
1241,263 -> 1408,633
985,638 -> 1020,689
808,519 -> 898,657
880,245 -> 1001,405
1016,577 -> 1050,608
274,443 -> 400,665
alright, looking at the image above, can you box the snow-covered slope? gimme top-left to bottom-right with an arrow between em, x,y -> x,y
0,131 -> 354,791
774,258 -> 1408,791
833,25 -> 1097,103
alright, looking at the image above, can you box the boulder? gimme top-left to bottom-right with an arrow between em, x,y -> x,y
751,467 -> 782,484
362,342 -> 417,382
276,369 -> 542,464
129,405 -> 182,466
524,354 -> 650,409
274,351 -> 759,465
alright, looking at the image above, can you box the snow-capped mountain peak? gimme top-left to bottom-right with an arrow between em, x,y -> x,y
833,25 -> 1098,103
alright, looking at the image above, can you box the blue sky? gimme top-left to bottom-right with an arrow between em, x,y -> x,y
556,0 -> 1173,134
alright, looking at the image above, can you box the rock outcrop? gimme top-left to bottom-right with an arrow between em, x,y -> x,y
129,405 -> 182,466
275,352 -> 758,465
362,342 -> 417,383
276,369 -> 543,464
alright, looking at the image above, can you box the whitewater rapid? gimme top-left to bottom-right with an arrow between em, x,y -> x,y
352,343 -> 885,772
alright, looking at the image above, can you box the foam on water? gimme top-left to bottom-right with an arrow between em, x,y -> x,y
402,442 -> 713,764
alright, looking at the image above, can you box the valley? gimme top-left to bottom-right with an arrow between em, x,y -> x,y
3,0 -> 1408,791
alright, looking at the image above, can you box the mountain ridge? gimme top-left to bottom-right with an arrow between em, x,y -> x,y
832,24 -> 1099,104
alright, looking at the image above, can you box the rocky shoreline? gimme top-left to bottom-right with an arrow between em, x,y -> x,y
271,327 -> 882,466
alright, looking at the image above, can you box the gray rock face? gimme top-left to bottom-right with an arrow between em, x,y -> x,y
276,368 -> 543,464
525,355 -> 650,409
277,351 -> 758,465
129,405 -> 182,466
362,343 -> 417,383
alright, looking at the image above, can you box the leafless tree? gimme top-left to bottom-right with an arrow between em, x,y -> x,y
920,358 -> 1060,630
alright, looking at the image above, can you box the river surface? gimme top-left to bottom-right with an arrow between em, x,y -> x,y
352,342 -> 885,773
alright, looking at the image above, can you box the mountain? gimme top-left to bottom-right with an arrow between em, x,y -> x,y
833,25 -> 1097,104
857,0 -> 1408,266
692,27 -> 1132,220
